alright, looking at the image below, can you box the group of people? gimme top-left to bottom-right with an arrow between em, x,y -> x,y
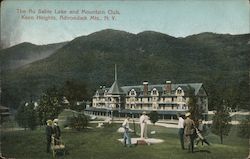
178,112 -> 210,153
45,112 -> 209,152
122,111 -> 149,147
46,119 -> 61,153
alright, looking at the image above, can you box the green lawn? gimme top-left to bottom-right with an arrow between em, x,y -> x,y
1,123 -> 249,159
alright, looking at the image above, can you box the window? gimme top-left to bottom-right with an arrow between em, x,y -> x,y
152,88 -> 158,95
177,90 -> 182,94
104,90 -> 108,96
130,89 -> 136,96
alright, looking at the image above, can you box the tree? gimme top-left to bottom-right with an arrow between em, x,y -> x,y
61,80 -> 89,111
211,102 -> 231,144
237,79 -> 250,111
187,87 -> 202,123
36,86 -> 64,125
68,113 -> 89,131
237,115 -> 250,139
149,111 -> 159,124
15,102 -> 38,130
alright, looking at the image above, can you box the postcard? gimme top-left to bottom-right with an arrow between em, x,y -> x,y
0,0 -> 249,159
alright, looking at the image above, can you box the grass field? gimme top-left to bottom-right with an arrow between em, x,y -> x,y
1,123 -> 249,159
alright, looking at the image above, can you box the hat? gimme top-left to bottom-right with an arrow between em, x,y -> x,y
185,112 -> 191,117
142,111 -> 146,114
46,120 -> 53,125
53,119 -> 59,123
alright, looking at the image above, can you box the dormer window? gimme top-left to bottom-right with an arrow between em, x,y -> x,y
151,88 -> 158,96
104,90 -> 108,96
130,89 -> 136,96
177,88 -> 182,94
96,91 -> 99,96
176,87 -> 184,96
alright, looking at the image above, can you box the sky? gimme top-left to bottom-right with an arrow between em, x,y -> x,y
1,0 -> 249,48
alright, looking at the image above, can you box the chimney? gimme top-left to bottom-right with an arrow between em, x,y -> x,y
143,81 -> 148,96
165,81 -> 172,94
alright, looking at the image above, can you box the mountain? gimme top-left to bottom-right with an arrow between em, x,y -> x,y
1,29 -> 250,109
0,42 -> 68,70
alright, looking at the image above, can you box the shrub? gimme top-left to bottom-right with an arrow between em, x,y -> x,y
149,111 -> 159,124
68,114 -> 89,131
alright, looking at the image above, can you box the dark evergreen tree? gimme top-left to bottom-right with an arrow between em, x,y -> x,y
15,102 -> 38,130
149,111 -> 159,124
187,86 -> 202,123
61,80 -> 89,111
237,78 -> 250,111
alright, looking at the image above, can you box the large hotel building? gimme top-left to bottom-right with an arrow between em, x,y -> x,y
85,69 -> 208,120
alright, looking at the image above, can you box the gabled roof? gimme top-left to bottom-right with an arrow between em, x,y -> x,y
95,82 -> 205,97
175,83 -> 203,95
121,83 -> 204,96
107,80 -> 125,95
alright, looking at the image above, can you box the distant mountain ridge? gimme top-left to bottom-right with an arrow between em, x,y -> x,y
0,41 -> 68,70
1,29 -> 249,109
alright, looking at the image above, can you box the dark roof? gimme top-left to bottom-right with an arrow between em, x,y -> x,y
107,80 -> 125,95
121,83 -> 203,95
95,83 -> 205,96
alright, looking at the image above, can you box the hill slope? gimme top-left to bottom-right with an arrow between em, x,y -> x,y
1,29 -> 250,109
0,42 -> 67,70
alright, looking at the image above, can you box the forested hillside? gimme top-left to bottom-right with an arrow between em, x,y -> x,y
1,29 -> 249,110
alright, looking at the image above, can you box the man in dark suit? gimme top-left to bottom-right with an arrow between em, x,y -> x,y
46,120 -> 53,153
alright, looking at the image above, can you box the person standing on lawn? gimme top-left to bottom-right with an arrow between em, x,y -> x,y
184,112 -> 195,153
140,111 -> 149,139
53,119 -> 61,145
46,119 -> 54,153
178,113 -> 185,150
122,116 -> 132,147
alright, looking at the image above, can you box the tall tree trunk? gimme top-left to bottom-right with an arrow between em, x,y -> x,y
220,130 -> 223,144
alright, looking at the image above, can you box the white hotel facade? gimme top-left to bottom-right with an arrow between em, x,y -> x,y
85,73 -> 208,120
